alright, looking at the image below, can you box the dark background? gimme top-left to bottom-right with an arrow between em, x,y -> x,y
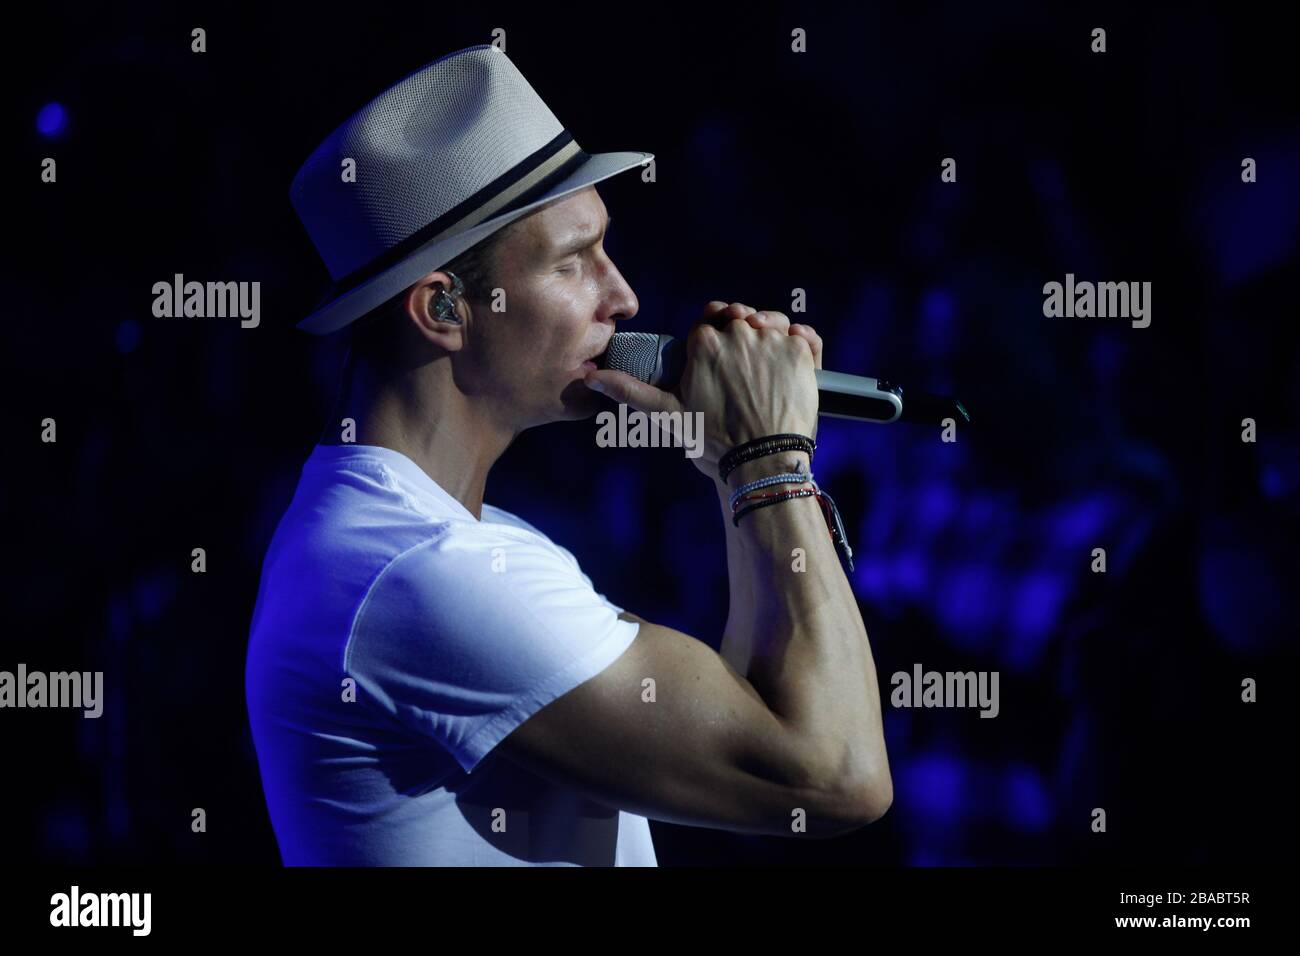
7,1 -> 1296,866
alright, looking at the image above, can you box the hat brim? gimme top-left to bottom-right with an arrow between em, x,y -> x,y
296,149 -> 653,335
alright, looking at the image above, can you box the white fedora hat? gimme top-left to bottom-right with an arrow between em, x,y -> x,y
289,44 -> 652,335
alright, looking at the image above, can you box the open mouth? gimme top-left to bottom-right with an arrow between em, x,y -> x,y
580,341 -> 610,371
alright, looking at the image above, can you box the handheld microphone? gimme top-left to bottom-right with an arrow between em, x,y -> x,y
597,331 -> 971,426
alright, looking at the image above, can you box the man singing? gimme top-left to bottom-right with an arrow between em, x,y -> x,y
246,44 -> 891,866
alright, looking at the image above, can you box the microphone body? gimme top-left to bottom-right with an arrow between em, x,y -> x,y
598,332 -> 970,426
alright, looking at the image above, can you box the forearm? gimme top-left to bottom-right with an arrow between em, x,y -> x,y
716,475 -> 758,673
719,452 -> 889,795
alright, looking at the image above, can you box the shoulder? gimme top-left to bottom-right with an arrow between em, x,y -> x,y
350,522 -> 579,635
480,505 -> 583,572
481,504 -> 551,540
344,522 -> 634,675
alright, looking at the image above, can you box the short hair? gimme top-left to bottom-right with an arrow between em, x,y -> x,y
347,217 -> 521,363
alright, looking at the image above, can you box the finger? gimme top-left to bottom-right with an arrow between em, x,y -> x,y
788,323 -> 823,370
583,368 -> 679,415
692,302 -> 740,339
706,301 -> 758,331
697,301 -> 734,330
745,310 -> 791,335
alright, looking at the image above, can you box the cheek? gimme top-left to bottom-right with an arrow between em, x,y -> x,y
539,295 -> 595,361
491,281 -> 594,380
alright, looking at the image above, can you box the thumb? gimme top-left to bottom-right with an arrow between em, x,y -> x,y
583,368 -> 676,414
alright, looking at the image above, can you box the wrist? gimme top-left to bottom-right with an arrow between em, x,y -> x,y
723,450 -> 812,492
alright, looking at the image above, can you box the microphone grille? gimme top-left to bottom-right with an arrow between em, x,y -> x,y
599,332 -> 662,383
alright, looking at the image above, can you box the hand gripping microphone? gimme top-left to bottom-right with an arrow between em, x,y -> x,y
597,331 -> 971,426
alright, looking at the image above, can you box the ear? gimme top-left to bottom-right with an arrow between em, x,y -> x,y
403,269 -> 466,351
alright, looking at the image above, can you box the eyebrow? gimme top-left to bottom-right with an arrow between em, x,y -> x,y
548,215 -> 612,259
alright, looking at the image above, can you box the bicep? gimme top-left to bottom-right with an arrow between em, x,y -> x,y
624,609 -> 754,710
495,615 -> 874,837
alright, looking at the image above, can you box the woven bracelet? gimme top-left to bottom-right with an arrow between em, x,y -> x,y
718,433 -> 816,482
731,484 -> 856,573
732,486 -> 819,527
728,470 -> 816,511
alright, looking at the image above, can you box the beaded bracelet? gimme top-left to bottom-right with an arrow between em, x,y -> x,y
731,482 -> 818,516
718,433 -> 816,482
732,486 -> 819,526
731,480 -> 855,573
728,470 -> 816,511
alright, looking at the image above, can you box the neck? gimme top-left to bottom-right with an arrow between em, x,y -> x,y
324,355 -> 516,521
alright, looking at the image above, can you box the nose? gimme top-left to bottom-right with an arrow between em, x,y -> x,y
600,258 -> 639,325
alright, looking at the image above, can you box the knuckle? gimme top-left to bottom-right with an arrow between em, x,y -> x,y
700,302 -> 731,327
791,324 -> 822,349
690,321 -> 719,343
702,302 -> 729,322
689,323 -> 722,356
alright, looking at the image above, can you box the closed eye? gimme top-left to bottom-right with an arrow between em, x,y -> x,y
550,217 -> 611,270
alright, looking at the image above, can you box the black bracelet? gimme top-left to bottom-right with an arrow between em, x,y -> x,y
718,433 -> 816,482
733,485 -> 856,574
732,487 -> 819,526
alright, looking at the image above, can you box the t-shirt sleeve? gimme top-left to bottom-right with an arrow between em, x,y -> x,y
344,530 -> 640,774
487,508 -> 626,616
566,551 -> 625,616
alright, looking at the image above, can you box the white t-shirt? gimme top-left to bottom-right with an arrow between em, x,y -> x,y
245,443 -> 657,866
